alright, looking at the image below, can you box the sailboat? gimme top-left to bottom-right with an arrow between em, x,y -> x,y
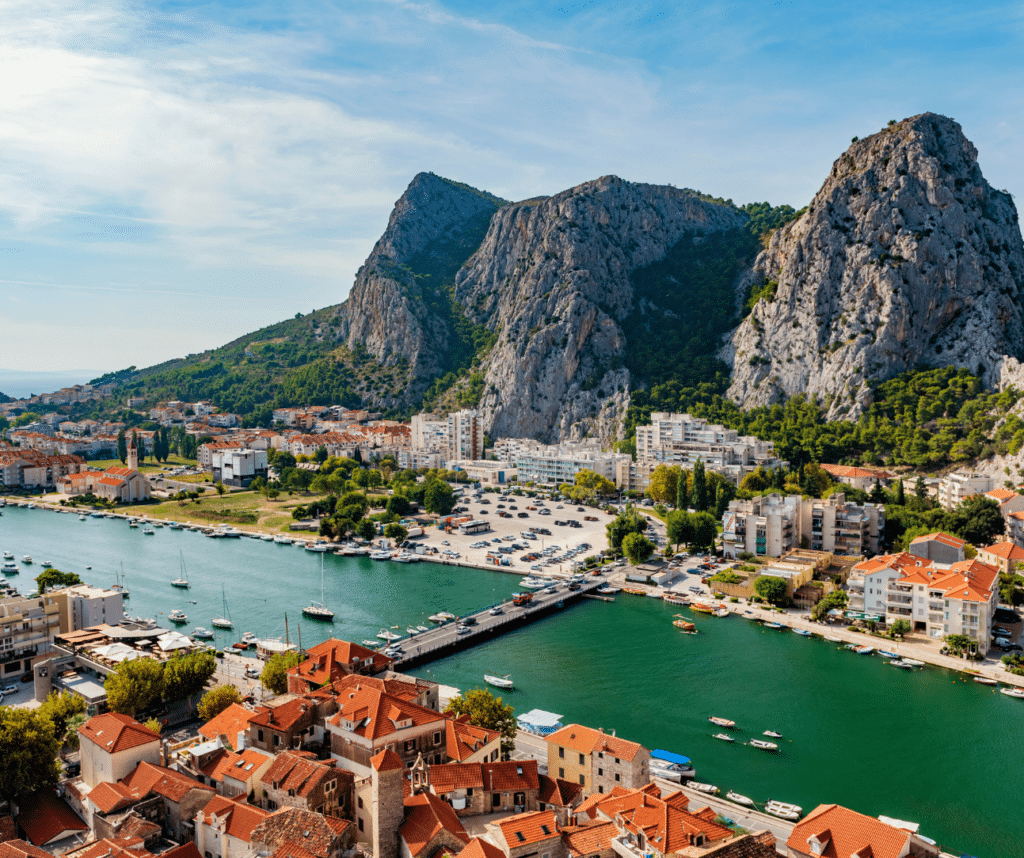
112,563 -> 130,599
211,585 -> 234,629
303,555 -> 335,621
171,552 -> 190,589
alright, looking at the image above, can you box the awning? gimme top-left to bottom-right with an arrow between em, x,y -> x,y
517,709 -> 564,731
652,749 -> 692,766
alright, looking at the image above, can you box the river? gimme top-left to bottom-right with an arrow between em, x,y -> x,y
2,504 -> 1019,856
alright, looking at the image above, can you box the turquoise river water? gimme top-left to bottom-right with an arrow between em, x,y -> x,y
1,504 -> 1019,856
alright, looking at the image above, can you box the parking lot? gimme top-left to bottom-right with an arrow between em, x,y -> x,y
0,673 -> 38,709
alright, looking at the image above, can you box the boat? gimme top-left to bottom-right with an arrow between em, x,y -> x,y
793,628 -> 813,636
900,658 -> 925,667
416,625 -> 429,632
240,632 -> 259,646
406,627 -> 419,635
973,676 -> 998,685
377,628 -> 402,641
673,617 -> 697,633
764,802 -> 801,820
854,645 -> 875,654
823,634 -> 843,642
1,561 -> 18,574
725,791 -> 753,806
708,716 -> 735,728
302,555 -> 335,621
171,552 -> 190,588
129,519 -> 139,528
689,782 -> 719,795
712,733 -> 734,742
112,564 -> 129,599
361,639 -> 382,648
260,534 -> 274,542
79,514 -> 87,521
763,730 -> 783,738
142,525 -> 155,535
273,535 -> 292,544
763,621 -> 784,629
622,587 -> 648,596
21,555 -> 33,564
690,602 -> 716,614
1000,687 -> 1024,698
168,522 -> 183,530
229,641 -> 249,651
889,660 -> 915,670
765,799 -> 802,815
597,584 -> 622,595
749,739 -> 779,751
211,585 -> 234,629
370,551 -> 393,560
192,627 -> 214,640
2,551 -> 12,560
713,608 -> 730,617
661,592 -> 688,604
485,674 -> 515,689
519,576 -> 553,589
646,590 -> 664,599
168,609 -> 188,624
305,541 -> 330,553
878,650 -> 900,658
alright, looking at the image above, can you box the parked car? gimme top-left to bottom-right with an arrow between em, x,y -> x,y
994,627 -> 1013,637
1,684 -> 17,695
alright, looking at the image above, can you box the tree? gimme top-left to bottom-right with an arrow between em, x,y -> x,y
137,433 -> 146,462
753,575 -> 788,606
646,465 -> 680,505
692,458 -> 707,512
384,523 -> 408,543
444,688 -> 517,757
676,469 -> 689,510
215,481 -> 226,496
117,428 -> 127,464
38,691 -> 86,742
895,479 -> 906,506
162,651 -> 216,701
915,477 -> 927,501
666,510 -> 694,549
198,685 -> 243,722
144,718 -> 162,734
943,633 -> 974,656
811,589 -> 848,621
424,479 -> 456,516
35,568 -> 81,593
0,708 -> 61,801
946,496 -> 1004,546
386,495 -> 411,516
889,618 -> 912,638
104,657 -> 166,716
357,518 -> 378,542
261,651 -> 303,695
314,445 -> 328,464
622,532 -> 655,565
690,511 -> 719,551
606,505 -> 648,550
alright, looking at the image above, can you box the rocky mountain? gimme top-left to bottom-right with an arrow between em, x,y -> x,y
723,113 -> 1024,419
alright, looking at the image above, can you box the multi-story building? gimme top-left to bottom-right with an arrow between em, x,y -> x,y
0,591 -> 61,681
885,558 -> 999,651
847,553 -> 933,615
508,441 -> 628,487
78,713 -> 162,789
411,413 -> 448,451
937,472 -> 995,509
978,540 -> 1024,573
907,532 -> 966,565
398,449 -> 445,471
50,584 -> 125,634
544,725 -> 649,796
210,448 -> 268,488
448,410 -> 484,463
721,493 -> 884,559
787,803 -> 939,858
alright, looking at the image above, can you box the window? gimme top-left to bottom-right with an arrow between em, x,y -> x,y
467,788 -> 473,796
578,753 -> 585,765
558,747 -> 564,759
614,773 -> 620,782
358,818 -> 364,832
558,767 -> 564,779
358,797 -> 363,809
597,768 -> 603,776
579,775 -> 585,785
434,731 -> 442,744
273,735 -> 280,747
493,794 -> 502,808
257,729 -> 264,742
614,757 -> 620,764
598,752 -> 603,759
598,786 -> 603,793
405,740 -> 416,751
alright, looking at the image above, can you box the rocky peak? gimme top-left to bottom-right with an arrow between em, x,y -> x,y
723,112 -> 1024,419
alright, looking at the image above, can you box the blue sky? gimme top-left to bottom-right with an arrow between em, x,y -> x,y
1,0 -> 1022,383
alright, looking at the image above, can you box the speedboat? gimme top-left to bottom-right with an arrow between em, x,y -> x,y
485,674 -> 515,689
708,716 -> 735,728
763,621 -> 784,629
406,627 -> 419,635
713,733 -> 734,742
854,645 -> 874,654
240,632 -> 259,646
129,520 -> 139,528
889,660 -> 915,670
1,561 -> 19,574
142,525 -> 155,535
749,739 -> 779,751
21,556 -> 33,564
192,627 -> 214,640
689,782 -> 719,795
900,658 -> 925,667
168,609 -> 188,624
371,551 -> 393,560
793,628 -> 813,636
878,650 -> 900,658
1000,687 -> 1024,698
273,535 -> 292,544
725,791 -> 753,806
713,608 -> 730,617
763,730 -> 783,738
377,628 -> 402,641
416,625 -> 429,632
305,541 -> 330,553
2,551 -> 13,560
361,639 -> 382,648
973,676 -> 998,685
519,576 -> 553,589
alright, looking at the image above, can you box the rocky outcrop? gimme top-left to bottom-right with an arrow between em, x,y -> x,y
723,113 -> 1024,419
454,176 -> 746,442
335,172 -> 503,405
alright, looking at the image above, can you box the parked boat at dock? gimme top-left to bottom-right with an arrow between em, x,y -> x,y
689,782 -> 718,795
725,791 -> 753,806
1000,687 -> 1024,699
974,676 -> 999,685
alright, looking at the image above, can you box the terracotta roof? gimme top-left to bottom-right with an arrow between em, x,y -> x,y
115,814 -> 162,842
86,781 -> 138,814
199,702 -> 254,744
428,763 -> 485,794
545,725 -> 645,762
496,810 -> 560,849
251,807 -> 352,858
909,531 -> 965,549
262,751 -> 340,798
199,794 -> 270,843
64,837 -> 150,858
400,793 -> 470,858
787,804 -> 910,858
853,552 -> 931,576
820,464 -> 892,479
15,789 -> 88,846
446,715 -> 500,761
483,760 -> 540,792
162,844 -> 202,858
576,787 -> 629,819
371,749 -> 404,772
562,821 -> 619,857
289,639 -> 393,686
330,686 -> 443,741
0,842 -> 51,858
690,832 -> 777,858
981,541 -> 1024,561
538,776 -> 584,808
121,762 -> 213,803
457,838 -> 507,858
896,558 -> 999,603
249,698 -> 315,732
597,789 -> 731,852
201,748 -> 272,785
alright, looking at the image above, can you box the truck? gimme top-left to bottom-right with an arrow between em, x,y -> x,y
512,592 -> 533,607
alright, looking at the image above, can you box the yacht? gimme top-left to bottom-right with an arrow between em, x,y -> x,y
2,551 -> 13,560
1,561 -> 19,574
302,555 -> 335,622
40,560 -> 53,568
21,555 -> 33,564
171,552 -> 190,588
240,632 -> 259,647
168,609 -> 188,624
377,628 -> 402,641
192,627 -> 215,640
211,585 -> 234,629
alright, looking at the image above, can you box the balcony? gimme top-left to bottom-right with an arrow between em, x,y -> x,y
887,595 -> 913,606
928,601 -> 944,611
889,606 -> 912,617
928,613 -> 944,624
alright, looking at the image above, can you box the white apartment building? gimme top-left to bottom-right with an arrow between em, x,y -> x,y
847,553 -> 933,616
448,410 -> 484,462
448,460 -> 517,485
397,449 -> 444,470
0,591 -> 61,680
937,472 -> 995,509
51,584 -> 125,634
721,493 -> 884,559
884,558 -> 999,651
411,413 -> 448,451
211,448 -> 269,488
508,440 -> 629,486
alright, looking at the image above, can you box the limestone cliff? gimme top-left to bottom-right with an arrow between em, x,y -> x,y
723,113 -> 1024,419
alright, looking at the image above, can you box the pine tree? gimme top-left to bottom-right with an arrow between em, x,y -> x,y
693,458 -> 707,512
895,478 -> 906,506
116,429 -> 127,464
676,470 -> 689,510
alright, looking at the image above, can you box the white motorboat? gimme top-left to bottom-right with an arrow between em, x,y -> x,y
79,514 -> 87,521
689,782 -> 719,795
974,676 -> 999,685
823,634 -> 843,642
1000,687 -> 1024,698
273,535 -> 292,544
211,585 -> 234,629
260,534 -> 274,542
763,730 -> 783,738
21,555 -> 33,564
764,802 -> 801,820
725,791 -> 753,806
171,551 -> 190,588
765,799 -> 802,814
485,674 -> 515,689
129,520 -> 139,528
708,716 -> 735,728
416,625 -> 429,632
142,525 -> 155,535
2,551 -> 12,560
900,658 -> 925,667
240,632 -> 259,646
713,733 -> 734,742
371,551 -> 393,560
305,541 -> 330,553
713,608 -> 730,617
361,639 -> 382,648
192,627 -> 214,640
519,577 -> 553,589
392,553 -> 413,563
168,522 -> 183,530
168,609 -> 188,624
303,555 -> 335,622
377,628 -> 402,641
889,660 -> 915,670
406,626 -> 419,635
749,739 -> 779,751
1,561 -> 19,574
596,585 -> 621,595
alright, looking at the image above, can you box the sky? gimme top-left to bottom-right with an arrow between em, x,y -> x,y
1,0 -> 1023,388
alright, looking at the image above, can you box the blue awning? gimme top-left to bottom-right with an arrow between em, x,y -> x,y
652,749 -> 692,766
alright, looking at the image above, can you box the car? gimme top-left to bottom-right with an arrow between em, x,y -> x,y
556,504 -> 563,509
244,667 -> 261,679
441,540 -> 450,546
577,506 -> 585,512
1,684 -> 16,695
994,627 -> 1013,637
517,512 -> 529,518
509,505 -> 518,510
489,606 -> 503,616
539,509 -> 551,515
64,761 -> 81,777
20,673 -> 33,683
492,538 -> 503,544
1004,643 -> 1024,652
497,504 -> 505,508
456,626 -> 472,636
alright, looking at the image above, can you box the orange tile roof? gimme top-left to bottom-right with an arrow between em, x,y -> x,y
86,781 -> 137,814
200,794 -> 270,843
330,686 -> 443,740
249,698 -> 315,732
401,793 -> 470,857
251,808 -> 351,858
562,821 -> 619,857
546,725 -> 645,762
14,790 -> 88,846
538,775 -> 584,808
787,804 -> 910,858
981,541 -> 1024,561
371,749 -> 404,772
289,639 -> 392,686
446,715 -> 499,761
909,531 -> 965,549
162,845 -> 202,858
457,838 -> 506,858
262,751 -> 341,798
78,713 -> 160,754
496,810 -> 560,849
202,748 -> 272,785
576,787 -> 629,819
199,702 -> 254,744
120,762 -> 214,803
820,464 -> 892,479
896,558 -> 999,603
483,760 -> 540,792
428,764 -> 485,794
64,836 -> 151,858
986,487 -> 1019,502
597,789 -> 731,852
853,552 -> 932,575
0,842 -> 51,858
